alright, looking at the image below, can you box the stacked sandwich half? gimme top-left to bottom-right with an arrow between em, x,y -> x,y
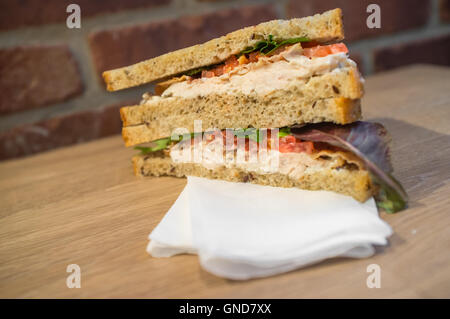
103,8 -> 407,212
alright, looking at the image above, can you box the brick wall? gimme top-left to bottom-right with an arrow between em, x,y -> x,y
0,0 -> 449,161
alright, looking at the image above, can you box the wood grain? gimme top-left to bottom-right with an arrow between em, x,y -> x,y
0,65 -> 449,298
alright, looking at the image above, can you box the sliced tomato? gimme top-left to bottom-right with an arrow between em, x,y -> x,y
202,55 -> 241,78
303,43 -> 348,58
299,141 -> 315,154
329,43 -> 348,54
223,56 -> 239,73
201,70 -> 215,78
225,55 -> 239,68
212,65 -> 225,76
281,135 -> 296,144
248,51 -> 261,63
279,136 -> 315,154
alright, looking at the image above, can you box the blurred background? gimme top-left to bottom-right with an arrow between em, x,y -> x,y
0,0 -> 449,161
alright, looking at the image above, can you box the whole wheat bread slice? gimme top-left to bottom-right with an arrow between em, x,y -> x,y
132,151 -> 374,202
122,98 -> 361,147
103,8 -> 344,91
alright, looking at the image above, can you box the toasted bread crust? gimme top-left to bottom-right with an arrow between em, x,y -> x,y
103,8 -> 344,91
132,151 -> 374,202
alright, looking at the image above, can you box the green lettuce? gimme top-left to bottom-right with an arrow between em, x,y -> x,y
233,127 -> 292,143
241,35 -> 310,55
134,137 -> 172,154
135,133 -> 195,155
185,67 -> 207,77
278,127 -> 292,137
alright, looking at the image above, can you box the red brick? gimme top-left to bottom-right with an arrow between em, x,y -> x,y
88,5 -> 277,78
441,0 -> 450,23
0,0 -> 170,31
0,101 -> 137,161
0,45 -> 83,115
374,34 -> 450,72
287,0 -> 431,42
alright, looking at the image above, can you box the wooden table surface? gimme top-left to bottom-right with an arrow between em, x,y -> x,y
0,65 -> 449,298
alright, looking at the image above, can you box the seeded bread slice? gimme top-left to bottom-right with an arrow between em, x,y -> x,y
103,8 -> 344,91
122,98 -> 361,147
132,152 -> 374,202
121,66 -> 363,146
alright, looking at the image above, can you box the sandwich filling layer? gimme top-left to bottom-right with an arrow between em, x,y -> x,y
143,43 -> 358,103
169,132 -> 363,181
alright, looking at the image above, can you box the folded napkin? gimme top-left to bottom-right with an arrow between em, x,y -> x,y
147,176 -> 392,280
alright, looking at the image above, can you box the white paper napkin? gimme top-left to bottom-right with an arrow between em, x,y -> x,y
147,176 -> 392,280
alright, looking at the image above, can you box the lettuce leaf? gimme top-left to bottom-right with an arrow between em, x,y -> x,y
135,133 -> 197,155
278,127 -> 292,137
291,121 -> 408,213
185,67 -> 207,76
241,35 -> 310,55
134,137 -> 172,154
233,128 -> 262,142
233,127 -> 292,142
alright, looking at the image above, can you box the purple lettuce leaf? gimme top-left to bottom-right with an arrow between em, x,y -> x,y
291,121 -> 408,213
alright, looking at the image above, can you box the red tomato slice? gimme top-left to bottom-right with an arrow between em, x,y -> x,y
303,43 -> 348,58
279,136 -> 315,154
329,43 -> 348,54
248,51 -> 260,63
225,55 -> 239,68
201,70 -> 215,78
